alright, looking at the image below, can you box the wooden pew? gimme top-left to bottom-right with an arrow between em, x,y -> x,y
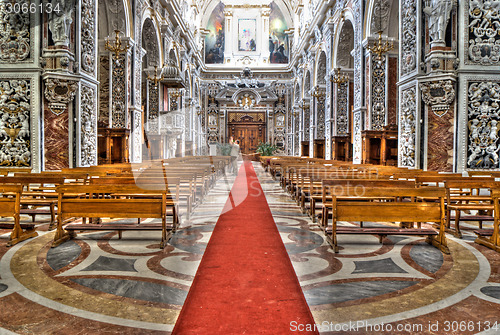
444,179 -> 498,238
320,179 -> 416,228
474,188 -> 500,252
0,185 -> 38,246
90,176 -> 183,218
52,184 -> 178,248
324,187 -> 448,254
298,169 -> 383,220
0,175 -> 65,229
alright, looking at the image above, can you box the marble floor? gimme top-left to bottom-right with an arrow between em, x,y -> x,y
1,162 -> 500,334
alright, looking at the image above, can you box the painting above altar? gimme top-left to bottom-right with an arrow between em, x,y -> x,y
238,19 -> 257,52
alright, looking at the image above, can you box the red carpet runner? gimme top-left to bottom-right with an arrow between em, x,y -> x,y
172,160 -> 318,334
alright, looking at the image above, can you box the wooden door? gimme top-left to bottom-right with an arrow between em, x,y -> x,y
229,124 -> 265,154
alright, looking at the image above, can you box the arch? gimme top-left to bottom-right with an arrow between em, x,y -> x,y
315,51 -> 327,86
365,0 -> 398,38
334,19 -> 355,69
294,82 -> 301,103
98,0 -> 132,40
142,17 -> 161,68
303,70 -> 311,98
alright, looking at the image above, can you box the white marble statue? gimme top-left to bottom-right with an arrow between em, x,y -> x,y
423,0 -> 453,46
49,0 -> 74,47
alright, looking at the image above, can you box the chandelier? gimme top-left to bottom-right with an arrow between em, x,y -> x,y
368,31 -> 393,61
331,68 -> 349,84
147,65 -> 164,87
368,0 -> 393,60
105,0 -> 130,62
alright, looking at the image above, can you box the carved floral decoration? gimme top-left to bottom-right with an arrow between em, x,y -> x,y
420,80 -> 455,117
467,81 -> 500,169
44,78 -> 78,115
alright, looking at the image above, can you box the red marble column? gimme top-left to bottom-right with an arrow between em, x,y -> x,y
44,108 -> 70,170
427,106 -> 454,171
388,57 -> 398,125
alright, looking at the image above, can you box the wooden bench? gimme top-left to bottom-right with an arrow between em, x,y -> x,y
0,185 -> 38,246
444,179 -> 498,238
52,184 -> 178,248
0,175 -> 66,229
474,188 -> 500,252
324,187 -> 448,254
320,179 -> 416,228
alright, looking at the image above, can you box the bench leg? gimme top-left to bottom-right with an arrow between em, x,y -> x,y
310,198 -> 316,222
48,203 -> 56,231
52,216 -> 72,247
7,214 -> 38,247
454,210 -> 462,238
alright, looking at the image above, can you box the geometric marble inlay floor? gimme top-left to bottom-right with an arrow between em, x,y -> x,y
1,162 -> 500,334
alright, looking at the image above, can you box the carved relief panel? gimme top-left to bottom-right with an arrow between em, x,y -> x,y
111,54 -> 126,128
401,0 -> 417,76
0,79 -> 31,167
81,0 -> 97,76
370,55 -> 387,130
0,0 -> 32,63
336,82 -> 349,136
79,84 -> 97,166
399,86 -> 417,168
466,81 -> 500,169
466,0 -> 500,65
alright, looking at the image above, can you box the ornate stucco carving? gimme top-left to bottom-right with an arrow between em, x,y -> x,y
81,0 -> 96,75
371,55 -> 386,130
401,0 -> 417,76
43,78 -> 78,115
420,80 -> 455,117
467,81 -> 500,169
371,0 -> 391,33
0,1 -> 31,63
0,79 -> 31,166
111,54 -> 126,128
467,0 -> 500,65
336,82 -> 349,136
148,80 -> 159,132
399,87 -> 417,168
80,84 -> 97,167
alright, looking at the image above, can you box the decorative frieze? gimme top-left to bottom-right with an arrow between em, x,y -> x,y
111,54 -> 126,128
0,0 -> 31,63
80,84 -> 97,166
466,0 -> 500,65
467,81 -> 500,169
316,96 -> 325,139
207,100 -> 219,143
98,55 -> 110,126
81,0 -> 97,76
336,82 -> 349,136
0,79 -> 31,166
371,55 -> 386,130
148,81 -> 159,132
399,87 -> 417,168
401,0 -> 417,75
353,110 -> 362,163
303,106 -> 310,141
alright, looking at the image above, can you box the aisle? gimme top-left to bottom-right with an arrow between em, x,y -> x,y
172,160 -> 318,334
